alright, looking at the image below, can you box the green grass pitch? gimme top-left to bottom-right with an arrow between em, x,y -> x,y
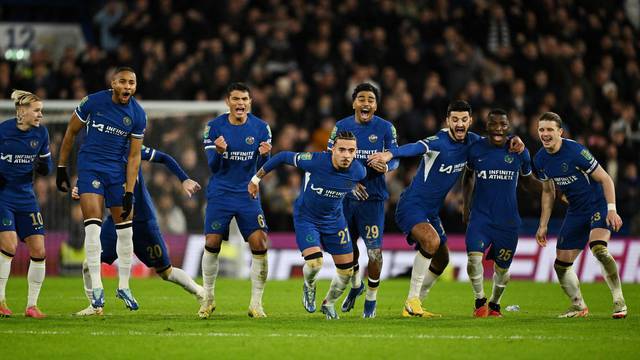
1,277 -> 638,359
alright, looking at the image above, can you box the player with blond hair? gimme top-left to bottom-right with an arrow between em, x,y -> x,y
0,90 -> 52,318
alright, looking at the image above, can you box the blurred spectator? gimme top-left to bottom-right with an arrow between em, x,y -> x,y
156,193 -> 187,235
1,0 -> 639,234
93,0 -> 124,52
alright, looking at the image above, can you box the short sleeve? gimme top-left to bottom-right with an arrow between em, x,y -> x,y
203,122 -> 216,151
263,123 -> 272,144
130,110 -> 146,139
327,125 -> 338,150
532,157 -> 548,181
520,149 -> 532,176
39,128 -> 51,158
420,134 -> 443,153
574,146 -> 599,175
74,96 -> 92,123
386,124 -> 398,148
293,152 -> 317,172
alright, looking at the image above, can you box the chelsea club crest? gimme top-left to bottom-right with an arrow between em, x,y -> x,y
504,155 -> 514,164
368,134 -> 378,143
30,139 -> 39,148
246,136 -> 255,145
123,116 -> 132,126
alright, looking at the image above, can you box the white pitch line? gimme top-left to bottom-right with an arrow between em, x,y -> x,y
0,329 -> 632,341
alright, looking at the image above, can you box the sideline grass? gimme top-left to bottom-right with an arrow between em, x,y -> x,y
1,277 -> 638,359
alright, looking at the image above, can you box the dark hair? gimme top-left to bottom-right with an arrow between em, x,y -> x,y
226,82 -> 251,97
487,108 -> 508,121
446,100 -> 472,117
335,130 -> 356,142
114,66 -> 136,75
352,83 -> 380,102
538,111 -> 563,128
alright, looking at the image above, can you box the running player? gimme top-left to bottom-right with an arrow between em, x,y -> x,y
534,112 -> 627,319
249,131 -> 367,320
0,90 -> 51,318
57,66 -> 147,311
368,100 -> 524,317
201,83 -> 271,319
327,83 -> 398,318
462,109 -> 540,317
73,145 -> 204,316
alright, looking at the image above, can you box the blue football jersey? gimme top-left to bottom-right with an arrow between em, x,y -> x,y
328,115 -> 399,201
133,146 -> 158,222
397,129 -> 482,211
467,138 -> 532,229
263,151 -> 367,232
203,113 -> 271,197
0,118 -> 51,207
130,146 -> 189,222
533,139 -> 604,214
75,90 -> 146,174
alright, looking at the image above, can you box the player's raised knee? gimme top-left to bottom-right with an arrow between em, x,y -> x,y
411,224 -> 440,253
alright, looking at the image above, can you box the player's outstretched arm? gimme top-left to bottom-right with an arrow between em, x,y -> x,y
56,113 -> 84,192
390,141 -> 429,158
151,149 -> 201,197
368,140 -> 428,166
461,168 -> 475,225
248,151 -> 298,198
536,180 -> 556,247
590,165 -> 623,231
507,136 -> 525,154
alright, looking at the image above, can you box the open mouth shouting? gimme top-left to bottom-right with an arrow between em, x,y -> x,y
453,126 -> 467,140
540,135 -> 554,147
359,107 -> 372,121
233,106 -> 246,117
490,132 -> 506,143
120,91 -> 132,103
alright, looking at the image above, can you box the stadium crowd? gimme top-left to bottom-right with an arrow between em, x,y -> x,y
1,0 -> 639,236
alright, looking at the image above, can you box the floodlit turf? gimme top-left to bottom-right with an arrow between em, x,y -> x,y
1,277 -> 638,359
